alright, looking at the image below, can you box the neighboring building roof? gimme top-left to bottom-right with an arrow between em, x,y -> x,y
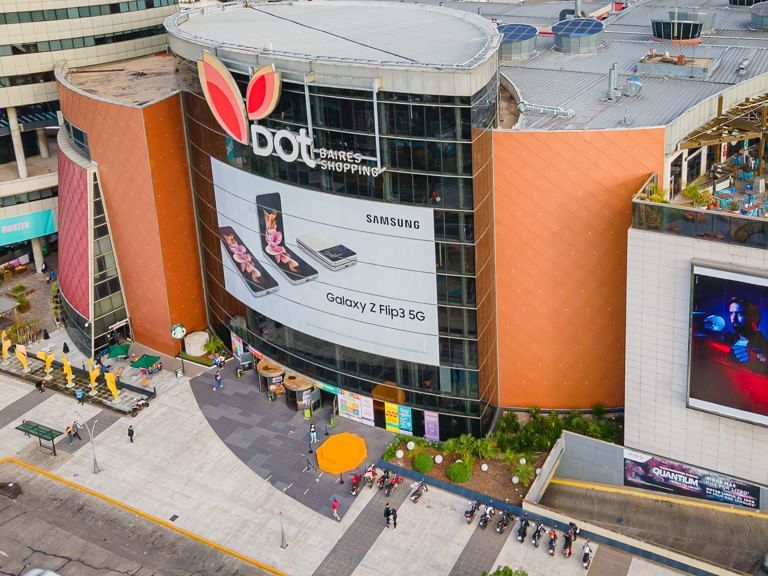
166,0 -> 499,69
463,0 -> 768,130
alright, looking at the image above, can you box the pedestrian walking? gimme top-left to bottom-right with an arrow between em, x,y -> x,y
310,423 -> 317,444
35,380 -> 44,393
384,502 -> 392,527
391,507 -> 398,529
213,370 -> 223,391
72,421 -> 82,441
75,387 -> 84,404
128,425 -> 135,443
331,497 -> 341,521
65,426 -> 73,445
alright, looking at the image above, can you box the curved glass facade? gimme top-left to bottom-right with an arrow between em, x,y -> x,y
184,66 -> 498,438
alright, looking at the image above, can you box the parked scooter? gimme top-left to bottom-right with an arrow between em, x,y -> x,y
384,473 -> 403,497
464,499 -> 481,524
581,542 -> 593,570
531,521 -> 545,548
410,480 -> 429,503
516,514 -> 529,543
350,472 -> 364,496
547,529 -> 558,556
364,464 -> 377,489
377,468 -> 390,490
563,528 -> 573,558
495,510 -> 512,534
478,504 -> 495,529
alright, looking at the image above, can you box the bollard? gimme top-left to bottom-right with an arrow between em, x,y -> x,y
325,424 -> 329,436
309,440 -> 313,454
339,472 -> 344,485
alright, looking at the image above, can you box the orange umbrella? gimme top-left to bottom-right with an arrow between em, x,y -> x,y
316,432 -> 367,475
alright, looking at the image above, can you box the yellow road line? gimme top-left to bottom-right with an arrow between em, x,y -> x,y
0,457 -> 287,576
551,477 -> 767,519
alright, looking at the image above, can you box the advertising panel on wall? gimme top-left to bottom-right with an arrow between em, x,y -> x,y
385,402 -> 399,433
339,389 -> 374,426
212,158 -> 439,366
624,449 -> 760,509
424,410 -> 440,441
230,332 -> 244,357
0,209 -> 56,246
688,263 -> 768,426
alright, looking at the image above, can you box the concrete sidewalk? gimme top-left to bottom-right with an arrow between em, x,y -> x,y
0,366 -> 687,576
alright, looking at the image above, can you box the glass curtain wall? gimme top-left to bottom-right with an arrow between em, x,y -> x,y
184,71 -> 497,437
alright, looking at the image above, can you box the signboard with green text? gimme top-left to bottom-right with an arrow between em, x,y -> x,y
0,209 -> 56,246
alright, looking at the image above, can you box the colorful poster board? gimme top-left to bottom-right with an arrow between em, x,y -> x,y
339,390 -> 363,423
397,405 -> 413,434
624,449 -> 760,509
361,396 -> 375,426
230,332 -> 244,357
385,402 -> 399,432
424,410 -> 440,442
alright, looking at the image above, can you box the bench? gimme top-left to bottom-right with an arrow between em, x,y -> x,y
15,420 -> 64,455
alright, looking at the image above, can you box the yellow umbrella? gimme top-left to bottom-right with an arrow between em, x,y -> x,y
316,432 -> 367,475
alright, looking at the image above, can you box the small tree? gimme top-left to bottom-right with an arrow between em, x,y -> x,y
483,567 -> 529,576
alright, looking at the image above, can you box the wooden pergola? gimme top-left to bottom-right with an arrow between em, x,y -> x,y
679,93 -> 768,175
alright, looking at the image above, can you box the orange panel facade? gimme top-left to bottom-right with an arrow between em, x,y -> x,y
58,86 -> 205,356
493,128 -> 665,409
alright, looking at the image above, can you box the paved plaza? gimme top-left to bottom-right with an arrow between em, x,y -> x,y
0,339 -> 681,576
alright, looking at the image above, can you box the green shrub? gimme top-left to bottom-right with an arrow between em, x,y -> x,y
11,284 -> 26,294
474,437 -> 499,460
446,460 -> 472,483
592,404 -> 606,419
413,453 -> 434,474
382,438 -> 401,461
513,462 -> 536,485
483,568 -> 529,576
15,295 -> 30,313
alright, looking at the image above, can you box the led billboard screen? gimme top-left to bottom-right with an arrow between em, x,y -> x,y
689,263 -> 768,426
212,158 -> 439,365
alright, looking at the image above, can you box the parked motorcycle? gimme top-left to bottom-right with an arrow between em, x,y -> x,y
516,514 -> 529,543
410,480 -> 429,503
495,511 -> 512,534
531,521 -> 545,548
581,542 -> 593,570
129,398 -> 150,417
464,499 -> 481,524
350,473 -> 364,496
364,464 -> 377,489
384,474 -> 403,497
563,529 -> 573,558
478,504 -> 495,529
547,529 -> 558,556
377,468 -> 390,490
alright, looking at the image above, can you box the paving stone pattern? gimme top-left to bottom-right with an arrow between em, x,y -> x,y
55,408 -> 121,454
190,362 -> 393,516
312,483 -> 410,576
448,519 -> 512,576
0,388 -> 49,429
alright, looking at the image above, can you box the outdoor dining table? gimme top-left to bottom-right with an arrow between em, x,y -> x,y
742,203 -> 762,216
714,193 -> 732,209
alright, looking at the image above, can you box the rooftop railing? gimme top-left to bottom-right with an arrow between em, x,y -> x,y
632,172 -> 768,250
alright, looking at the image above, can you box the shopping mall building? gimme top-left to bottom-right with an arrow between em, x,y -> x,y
52,0 -> 768,468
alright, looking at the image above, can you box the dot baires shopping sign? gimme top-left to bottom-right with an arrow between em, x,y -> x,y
197,52 -> 382,177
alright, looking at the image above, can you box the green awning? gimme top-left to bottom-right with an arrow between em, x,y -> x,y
130,354 -> 161,369
16,421 -> 63,441
108,344 -> 131,358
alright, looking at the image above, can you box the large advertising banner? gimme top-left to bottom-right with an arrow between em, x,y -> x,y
339,390 -> 362,423
688,264 -> 768,426
624,449 -> 760,509
424,410 -> 440,442
385,402 -> 400,433
212,158 -> 439,366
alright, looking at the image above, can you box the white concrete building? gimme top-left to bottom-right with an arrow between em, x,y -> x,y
0,0 -> 178,271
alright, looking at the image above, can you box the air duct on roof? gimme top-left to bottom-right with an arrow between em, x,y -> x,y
651,20 -> 703,43
552,18 -> 604,54
751,2 -> 768,29
668,10 -> 715,32
607,63 -> 620,101
498,24 -> 538,59
730,0 -> 767,7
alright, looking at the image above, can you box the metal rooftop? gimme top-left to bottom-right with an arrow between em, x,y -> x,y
410,0 -> 768,130
165,0 -> 500,69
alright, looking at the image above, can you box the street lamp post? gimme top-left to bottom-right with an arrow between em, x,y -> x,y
75,411 -> 100,474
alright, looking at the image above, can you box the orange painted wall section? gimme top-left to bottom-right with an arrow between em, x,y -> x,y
58,86 -> 204,355
493,128 -> 665,409
143,97 -> 207,339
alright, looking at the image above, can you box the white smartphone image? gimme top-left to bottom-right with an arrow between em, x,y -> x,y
297,233 -> 357,271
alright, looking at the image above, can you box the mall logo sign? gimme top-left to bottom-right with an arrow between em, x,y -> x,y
198,52 -> 381,177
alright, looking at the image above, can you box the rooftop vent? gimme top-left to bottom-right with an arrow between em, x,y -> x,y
637,49 -> 712,78
668,10 -> 715,32
752,2 -> 768,29
498,24 -> 538,59
552,18 -> 604,54
651,20 -> 703,43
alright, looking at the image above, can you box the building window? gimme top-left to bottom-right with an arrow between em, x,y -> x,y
0,0 -> 178,25
62,119 -> 90,161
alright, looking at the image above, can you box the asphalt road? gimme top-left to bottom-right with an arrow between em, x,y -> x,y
0,465 -> 272,576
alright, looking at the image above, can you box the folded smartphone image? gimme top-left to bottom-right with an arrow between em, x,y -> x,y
219,226 -> 279,297
255,192 -> 319,284
297,233 -> 357,271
